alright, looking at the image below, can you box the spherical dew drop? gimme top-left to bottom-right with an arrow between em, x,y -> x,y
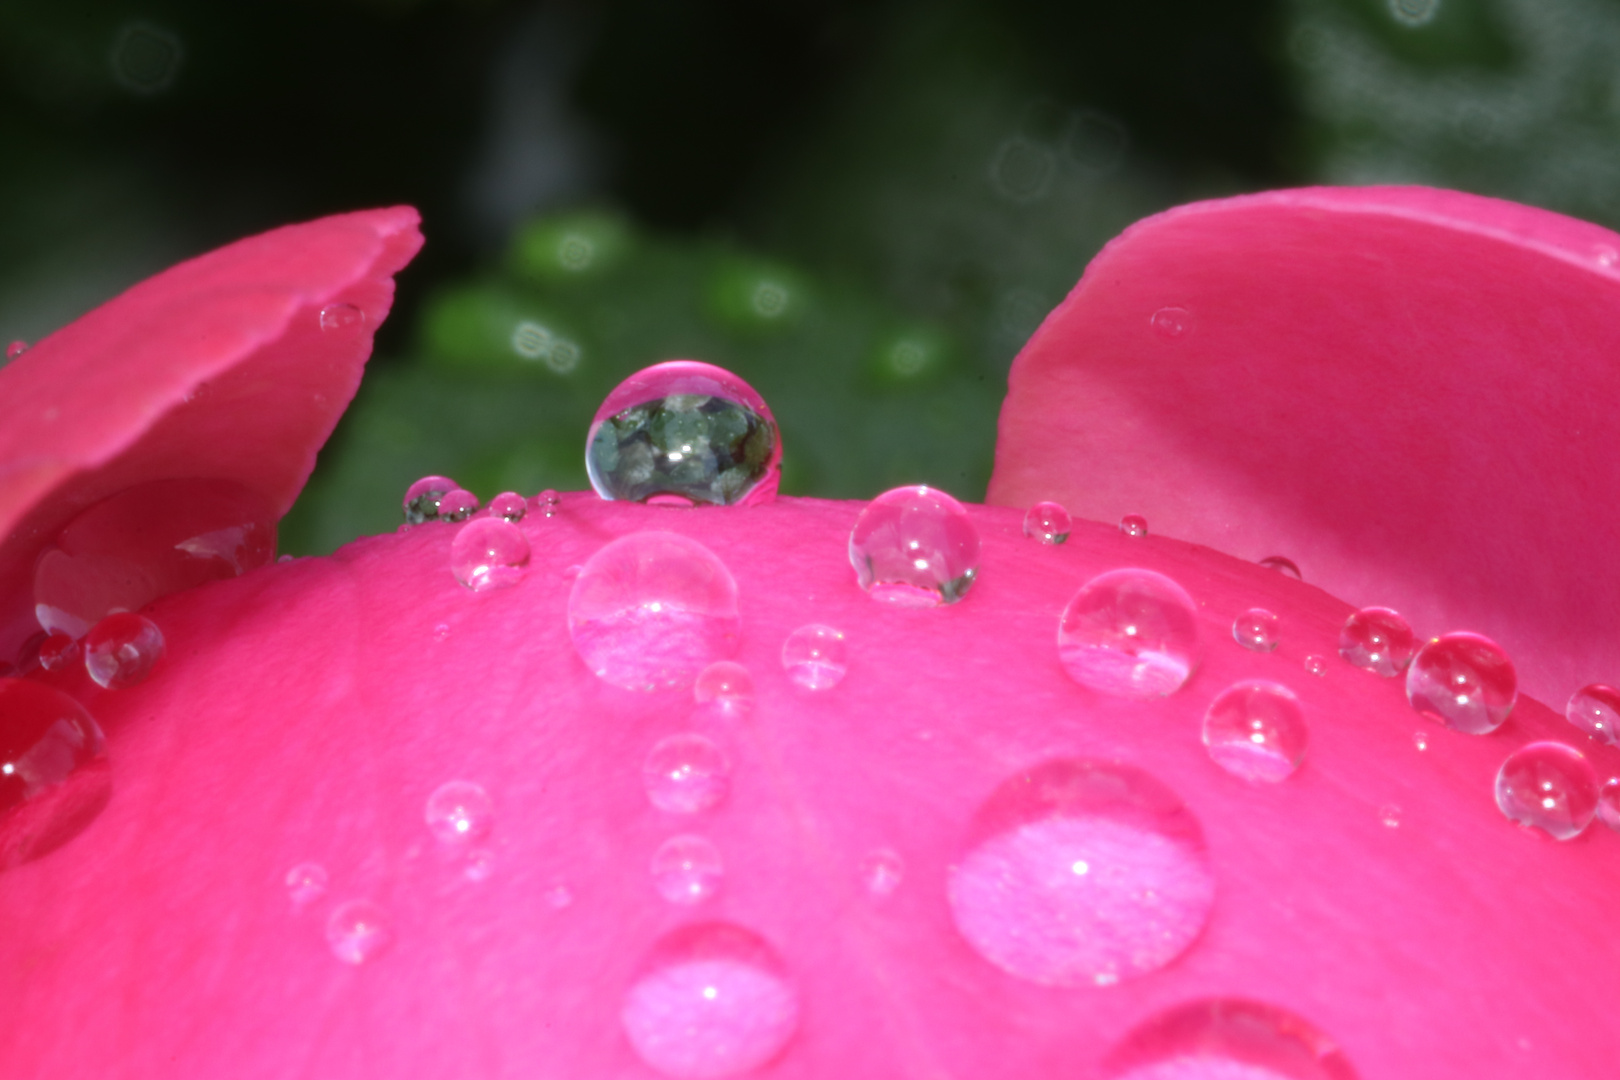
849,485 -> 980,607
1495,741 -> 1599,841
450,517 -> 530,592
1058,568 -> 1201,698
1406,632 -> 1517,734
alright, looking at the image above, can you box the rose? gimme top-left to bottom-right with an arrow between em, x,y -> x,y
0,191 -> 1616,1079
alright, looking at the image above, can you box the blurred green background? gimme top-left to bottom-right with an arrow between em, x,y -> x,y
5,0 -> 1616,553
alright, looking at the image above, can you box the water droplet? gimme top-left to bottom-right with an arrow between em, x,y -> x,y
781,624 -> 848,690
36,632 -> 78,672
403,475 -> 457,524
538,489 -> 561,517
424,780 -> 494,846
0,678 -> 110,870
34,479 -> 275,637
433,623 -> 451,642
319,302 -> 364,333
1202,681 -> 1308,783
1339,607 -> 1417,677
464,849 -> 495,882
6,340 -> 28,360
83,612 -> 164,689
1232,608 -> 1279,653
545,883 -> 575,909
1023,501 -> 1072,544
1379,804 -> 1402,828
1413,731 -> 1430,752
1258,555 -> 1302,580
1595,244 -> 1619,268
568,532 -> 741,692
487,491 -> 526,522
1566,684 -> 1620,747
326,900 -> 393,964
1304,654 -> 1328,677
1596,779 -> 1620,832
586,361 -> 780,507
694,660 -> 754,716
621,922 -> 799,1079
438,488 -> 480,523
650,834 -> 724,905
450,517 -> 530,592
947,759 -> 1215,987
643,734 -> 731,814
1119,514 -> 1148,538
1406,632 -> 1517,734
1103,998 -> 1357,1080
286,862 -> 328,910
1058,568 -> 1201,698
1150,307 -> 1192,339
849,485 -> 980,607
860,848 -> 905,898
1495,741 -> 1598,841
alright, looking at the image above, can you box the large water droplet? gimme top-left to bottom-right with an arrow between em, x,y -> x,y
487,491 -> 527,522
1406,632 -> 1516,734
37,632 -> 78,672
438,488 -> 480,523
860,848 -> 905,898
644,734 -> 731,814
1202,681 -> 1308,783
568,532 -> 741,691
1597,779 -> 1620,832
621,922 -> 800,1079
650,834 -> 725,905
1232,608 -> 1279,653
326,900 -> 393,964
1103,998 -> 1359,1080
84,612 -> 164,689
781,624 -> 848,690
694,660 -> 754,717
286,862 -> 328,911
848,486 -> 980,607
1119,514 -> 1149,538
1023,501 -> 1072,544
424,780 -> 494,845
1495,741 -> 1598,841
947,759 -> 1215,987
1338,607 -> 1416,677
587,361 -> 780,507
403,475 -> 457,524
1058,569 -> 1201,698
450,518 -> 530,592
1565,684 -> 1620,747
0,678 -> 110,871
34,479 -> 276,638
319,302 -> 364,333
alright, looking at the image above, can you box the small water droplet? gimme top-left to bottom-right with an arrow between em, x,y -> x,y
643,733 -> 731,814
860,848 -> 905,898
587,361 -> 780,507
538,489 -> 561,517
621,922 -> 800,1079
650,834 -> 724,905
403,475 -> 457,524
1150,307 -> 1192,339
1023,501 -> 1072,544
694,660 -> 754,716
1595,244 -> 1619,268
0,678 -> 110,870
1566,684 -> 1620,747
464,848 -> 495,882
450,517 -> 530,592
1058,568 -> 1201,698
1303,654 -> 1328,677
83,612 -> 164,689
319,302 -> 364,333
1118,514 -> 1148,538
1258,555 -> 1302,580
286,862 -> 328,910
1495,741 -> 1598,841
5,340 -> 28,360
433,623 -> 450,642
849,486 -> 980,606
1413,731 -> 1430,752
326,900 -> 393,964
438,488 -> 480,523
568,532 -> 741,692
1379,804 -> 1402,828
1339,607 -> 1417,677
36,632 -> 78,672
781,624 -> 848,690
487,491 -> 526,522
1596,779 -> 1620,832
424,780 -> 494,846
1406,632 -> 1517,734
948,759 -> 1215,987
1202,681 -> 1308,783
545,883 -> 575,909
1103,998 -> 1357,1080
1232,608 -> 1279,653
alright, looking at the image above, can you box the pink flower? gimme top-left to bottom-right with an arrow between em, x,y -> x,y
0,191 -> 1616,1079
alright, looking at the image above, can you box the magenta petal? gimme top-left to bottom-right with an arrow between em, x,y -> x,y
0,207 -> 423,659
989,186 -> 1620,704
